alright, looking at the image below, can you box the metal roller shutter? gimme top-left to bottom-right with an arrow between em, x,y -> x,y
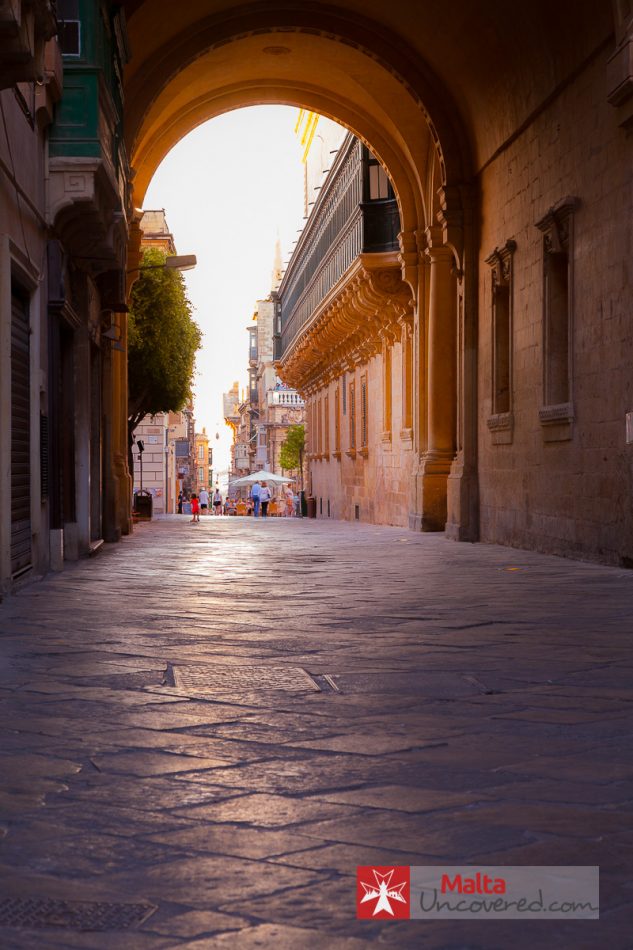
11,290 -> 31,577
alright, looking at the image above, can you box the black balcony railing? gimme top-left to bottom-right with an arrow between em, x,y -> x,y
278,134 -> 401,359
361,199 -> 401,253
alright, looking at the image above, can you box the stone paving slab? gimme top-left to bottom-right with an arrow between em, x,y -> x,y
0,516 -> 632,948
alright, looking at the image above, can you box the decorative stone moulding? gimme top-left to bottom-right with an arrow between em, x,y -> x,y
538,403 -> 575,443
535,197 -> 579,443
484,240 -> 517,285
538,403 -> 575,424
48,157 -> 129,276
486,412 -> 513,445
397,229 -> 420,299
484,238 -> 517,443
436,185 -> 465,271
278,251 -> 413,393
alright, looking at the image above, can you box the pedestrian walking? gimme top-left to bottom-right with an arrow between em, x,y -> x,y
251,480 -> 262,517
260,481 -> 271,518
198,486 -> 209,514
285,486 -> 294,517
212,487 -> 223,515
177,491 -> 183,515
189,493 -> 200,523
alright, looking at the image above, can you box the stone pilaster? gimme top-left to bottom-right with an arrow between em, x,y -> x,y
412,238 -> 457,531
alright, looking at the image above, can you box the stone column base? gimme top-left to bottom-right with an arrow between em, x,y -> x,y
103,463 -> 121,543
50,529 -> 64,571
63,522 -> 79,561
409,452 -> 454,532
446,458 -> 479,542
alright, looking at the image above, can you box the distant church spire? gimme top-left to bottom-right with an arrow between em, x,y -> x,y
271,235 -> 283,292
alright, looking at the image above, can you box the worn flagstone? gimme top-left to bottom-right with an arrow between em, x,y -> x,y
0,515 -> 632,947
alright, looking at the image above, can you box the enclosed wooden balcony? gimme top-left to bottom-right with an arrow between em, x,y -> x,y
277,134 -> 401,363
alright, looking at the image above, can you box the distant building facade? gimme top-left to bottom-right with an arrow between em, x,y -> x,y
223,381 -> 243,478
171,404 -> 195,502
193,429 -> 212,494
225,247 -> 305,488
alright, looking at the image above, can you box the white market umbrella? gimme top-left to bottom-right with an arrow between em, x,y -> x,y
230,469 -> 295,487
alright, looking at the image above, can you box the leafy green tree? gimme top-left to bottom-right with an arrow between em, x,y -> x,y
279,424 -> 305,494
127,248 -> 201,462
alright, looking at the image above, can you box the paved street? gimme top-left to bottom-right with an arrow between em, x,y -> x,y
0,516 -> 632,949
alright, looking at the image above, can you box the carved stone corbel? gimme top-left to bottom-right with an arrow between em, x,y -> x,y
397,229 -> 420,301
436,186 -> 464,270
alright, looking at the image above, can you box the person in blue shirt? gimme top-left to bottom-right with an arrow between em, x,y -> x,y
251,481 -> 262,518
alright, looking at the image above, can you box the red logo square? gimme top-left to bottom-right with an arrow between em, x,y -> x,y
356,865 -> 410,919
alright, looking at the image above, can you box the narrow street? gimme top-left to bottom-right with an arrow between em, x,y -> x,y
0,517 -> 632,948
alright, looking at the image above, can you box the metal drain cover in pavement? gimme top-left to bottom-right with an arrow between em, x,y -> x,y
0,897 -> 156,931
173,664 -> 320,692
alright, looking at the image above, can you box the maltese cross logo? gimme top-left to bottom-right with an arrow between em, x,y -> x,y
356,866 -> 410,919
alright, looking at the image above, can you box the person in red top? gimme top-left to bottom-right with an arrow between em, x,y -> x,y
189,493 -> 200,523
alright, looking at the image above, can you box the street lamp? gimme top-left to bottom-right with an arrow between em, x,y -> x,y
164,255 -> 196,271
127,255 -> 197,276
136,439 -> 145,492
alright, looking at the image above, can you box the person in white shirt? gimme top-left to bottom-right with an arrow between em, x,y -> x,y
259,482 -> 272,518
198,487 -> 209,514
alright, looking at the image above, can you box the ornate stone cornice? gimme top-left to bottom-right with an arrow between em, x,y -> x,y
484,239 -> 516,287
278,252 -> 413,393
535,197 -> 580,253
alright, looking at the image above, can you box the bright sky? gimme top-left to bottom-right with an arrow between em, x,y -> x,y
143,106 -> 307,475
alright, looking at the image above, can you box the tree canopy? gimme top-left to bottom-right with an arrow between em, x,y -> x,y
127,248 -> 202,433
279,424 -> 305,483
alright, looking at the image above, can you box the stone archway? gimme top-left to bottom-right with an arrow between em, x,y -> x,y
121,2 -> 478,539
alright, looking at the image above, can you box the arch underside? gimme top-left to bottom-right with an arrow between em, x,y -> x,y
124,11 -> 473,237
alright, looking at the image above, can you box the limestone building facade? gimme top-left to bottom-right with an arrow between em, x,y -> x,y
1,1 -> 131,594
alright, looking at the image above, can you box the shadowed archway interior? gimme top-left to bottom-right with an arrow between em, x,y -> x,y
116,0 -> 626,559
